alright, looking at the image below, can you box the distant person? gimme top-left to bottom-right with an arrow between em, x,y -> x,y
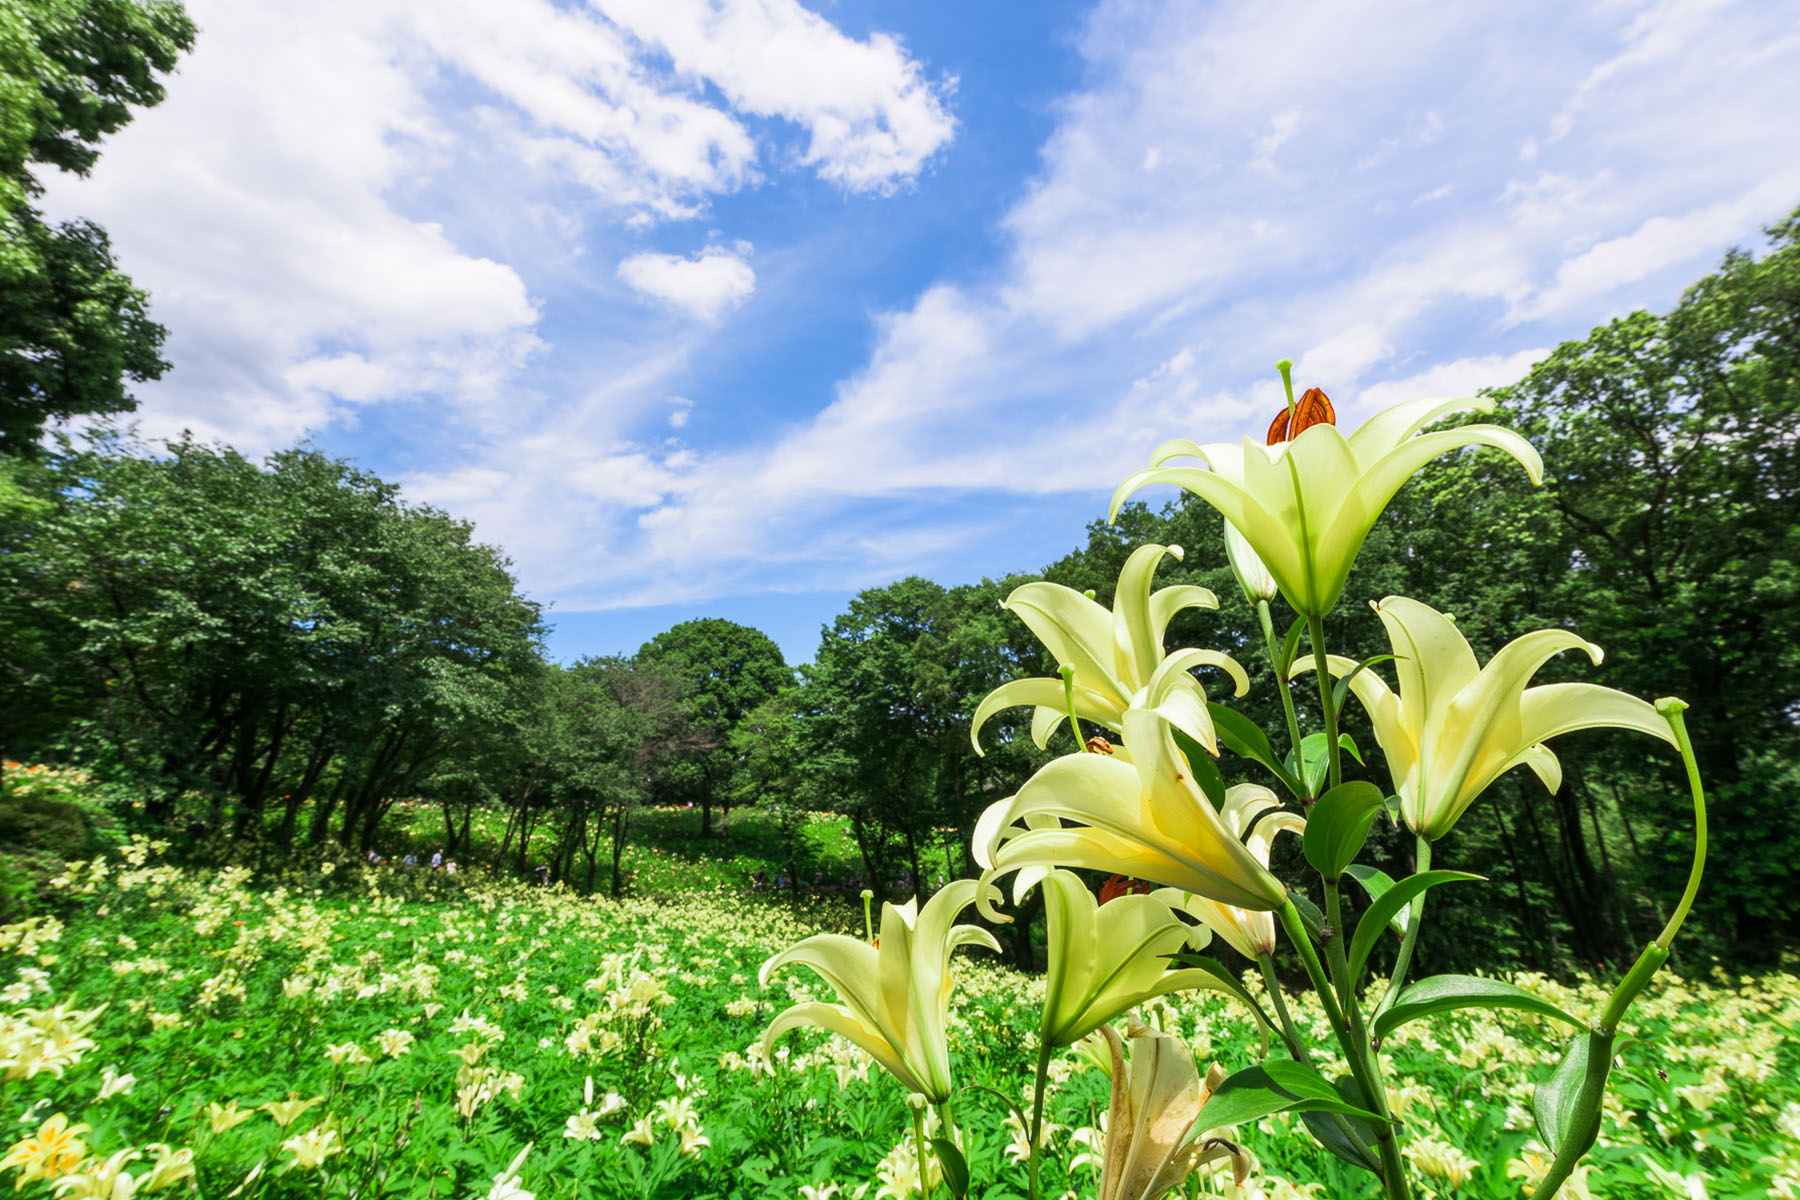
402,854 -> 418,868
430,849 -> 443,870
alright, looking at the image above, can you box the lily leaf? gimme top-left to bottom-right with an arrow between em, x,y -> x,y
1172,729 -> 1228,809
1373,974 -> 1583,1040
1331,654 -> 1398,719
1301,1075 -> 1383,1177
1196,1059 -> 1388,1129
1290,891 -> 1327,943
930,1137 -> 970,1199
1346,871 -> 1483,982
1533,1033 -> 1604,1158
1164,950 -> 1277,1034
1343,865 -> 1397,924
1208,703 -> 1303,797
1302,781 -> 1386,879
1280,615 -> 1307,676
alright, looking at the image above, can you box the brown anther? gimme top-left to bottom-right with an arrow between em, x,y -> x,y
1099,874 -> 1153,904
1084,736 -> 1115,756
1267,386 -> 1336,444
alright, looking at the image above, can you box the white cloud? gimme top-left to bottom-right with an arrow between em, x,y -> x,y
593,0 -> 957,193
1352,350 -> 1547,413
37,0 -> 953,455
544,0 -> 1800,611
617,246 -> 756,320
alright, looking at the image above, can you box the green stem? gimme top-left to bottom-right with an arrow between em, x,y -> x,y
912,1105 -> 934,1200
1530,704 -> 1701,1200
1026,1040 -> 1052,1200
1306,614 -> 1342,794
936,1099 -> 958,1148
1278,900 -> 1409,1200
1256,952 -> 1310,1064
1653,702 -> 1706,951
1259,951 -> 1382,1171
1375,836 -> 1432,1016
1258,600 -> 1304,778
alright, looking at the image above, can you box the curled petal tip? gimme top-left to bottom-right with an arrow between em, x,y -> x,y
1167,544 -> 1184,560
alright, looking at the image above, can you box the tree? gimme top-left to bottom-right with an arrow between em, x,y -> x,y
1,0 -> 195,453
539,656 -> 706,896
637,618 -> 791,836
2,429 -> 546,846
1383,206 -> 1800,961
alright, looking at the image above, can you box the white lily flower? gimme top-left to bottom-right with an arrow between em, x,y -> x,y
971,543 -> 1245,755
1296,596 -> 1675,840
1112,395 -> 1543,618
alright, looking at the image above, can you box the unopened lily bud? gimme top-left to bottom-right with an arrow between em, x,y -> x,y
1222,522 -> 1278,604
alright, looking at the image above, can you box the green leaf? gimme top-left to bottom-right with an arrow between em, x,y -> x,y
1343,864 -> 1396,912
1337,731 -> 1364,765
1330,654 -> 1397,717
1196,1059 -> 1388,1129
1172,729 -> 1227,808
1164,950 -> 1277,1033
1279,615 -> 1307,675
1289,891 -> 1327,942
1533,1034 -> 1605,1158
1294,732 -> 1332,796
1346,871 -> 1483,981
1302,781 -> 1386,878
1374,974 -> 1584,1040
1207,703 -> 1303,797
1300,1076 -> 1383,1177
930,1137 -> 970,1199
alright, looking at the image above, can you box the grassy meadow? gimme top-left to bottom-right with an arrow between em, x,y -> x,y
2,815 -> 1798,1199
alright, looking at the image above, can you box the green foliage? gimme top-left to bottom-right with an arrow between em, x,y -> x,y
638,619 -> 791,837
0,762 -> 120,916
2,431 -> 545,847
0,0 -> 195,453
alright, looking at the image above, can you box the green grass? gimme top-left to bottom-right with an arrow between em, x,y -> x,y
383,801 -> 865,900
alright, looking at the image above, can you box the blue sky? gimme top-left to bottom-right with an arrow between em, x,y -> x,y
41,0 -> 1800,667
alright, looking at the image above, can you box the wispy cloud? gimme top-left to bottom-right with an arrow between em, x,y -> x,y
618,244 -> 757,321
39,0 -> 957,453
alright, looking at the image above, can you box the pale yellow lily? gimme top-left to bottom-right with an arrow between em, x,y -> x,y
973,672 -> 1289,913
759,879 -> 1000,1103
1154,785 -> 1304,960
1295,596 -> 1676,841
1036,869 -> 1219,1049
1110,396 -> 1543,618
1095,1023 -> 1252,1200
971,543 -> 1246,755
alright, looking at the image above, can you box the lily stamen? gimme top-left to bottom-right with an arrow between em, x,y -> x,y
1267,387 -> 1336,444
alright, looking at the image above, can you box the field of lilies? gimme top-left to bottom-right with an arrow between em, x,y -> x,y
2,841 -> 1797,1200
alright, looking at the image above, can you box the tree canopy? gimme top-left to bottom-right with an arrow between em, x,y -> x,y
0,0 -> 194,453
